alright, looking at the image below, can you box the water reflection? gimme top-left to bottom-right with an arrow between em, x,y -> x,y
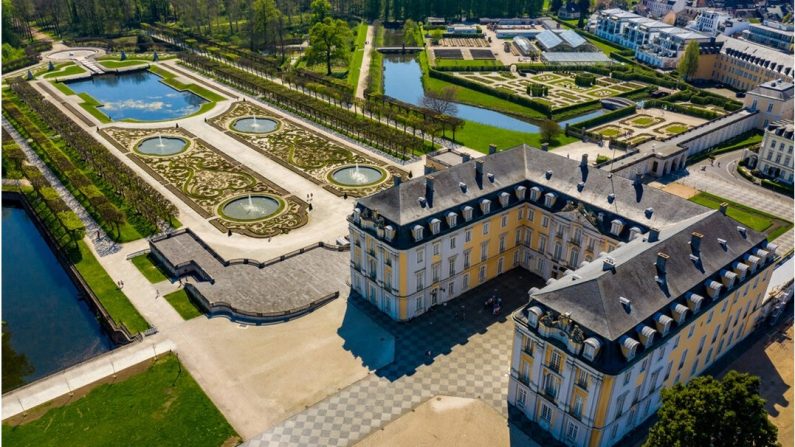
66,71 -> 207,121
382,55 -> 607,133
2,204 -> 115,391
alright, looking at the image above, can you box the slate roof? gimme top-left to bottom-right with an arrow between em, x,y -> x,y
528,210 -> 767,341
357,145 -> 706,228
767,119 -> 794,139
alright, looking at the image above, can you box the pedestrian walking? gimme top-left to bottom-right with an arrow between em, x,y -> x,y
155,290 -> 160,299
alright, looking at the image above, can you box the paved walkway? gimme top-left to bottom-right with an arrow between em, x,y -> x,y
663,152 -> 794,254
2,119 -> 120,256
355,25 -> 375,100
245,269 -> 546,446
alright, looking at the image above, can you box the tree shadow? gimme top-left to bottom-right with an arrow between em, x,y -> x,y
337,268 -> 546,381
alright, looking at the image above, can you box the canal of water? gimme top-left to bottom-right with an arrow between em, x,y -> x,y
2,203 -> 115,392
382,55 -> 606,134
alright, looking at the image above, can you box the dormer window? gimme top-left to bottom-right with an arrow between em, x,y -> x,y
530,186 -> 542,201
412,225 -> 424,242
670,303 -> 688,324
686,292 -> 704,313
515,185 -> 527,200
384,225 -> 395,241
743,253 -> 760,273
732,261 -> 749,281
544,192 -> 557,208
629,227 -> 642,240
480,199 -> 491,214
610,219 -> 624,236
637,325 -> 656,348
429,218 -> 441,235
720,269 -> 737,289
583,338 -> 601,361
446,212 -> 458,228
527,306 -> 543,328
705,280 -> 722,299
499,192 -> 510,207
654,312 -> 673,336
619,335 -> 639,361
462,206 -> 474,222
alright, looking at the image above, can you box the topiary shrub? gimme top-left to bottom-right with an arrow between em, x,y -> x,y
574,73 -> 596,87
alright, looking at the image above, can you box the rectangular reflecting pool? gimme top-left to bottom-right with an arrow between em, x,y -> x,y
2,203 -> 115,392
65,70 -> 207,121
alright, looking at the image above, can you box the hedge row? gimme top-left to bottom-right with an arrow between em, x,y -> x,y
570,105 -> 637,130
643,99 -> 722,120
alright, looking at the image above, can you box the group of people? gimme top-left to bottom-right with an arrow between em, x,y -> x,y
485,294 -> 502,315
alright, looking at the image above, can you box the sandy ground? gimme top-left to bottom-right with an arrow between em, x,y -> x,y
354,396 -> 539,447
168,294 -> 395,439
657,182 -> 699,199
720,324 -> 794,447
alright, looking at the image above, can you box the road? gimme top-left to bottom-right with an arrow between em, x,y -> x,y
355,25 -> 374,100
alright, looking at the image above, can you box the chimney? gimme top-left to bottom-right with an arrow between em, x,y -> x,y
462,153 -> 471,162
488,144 -> 497,155
425,176 -> 434,207
394,175 -> 402,187
580,153 -> 588,167
475,159 -> 485,187
541,143 -> 549,152
634,173 -> 642,185
719,202 -> 728,215
690,232 -> 703,253
648,227 -> 660,242
656,252 -> 669,275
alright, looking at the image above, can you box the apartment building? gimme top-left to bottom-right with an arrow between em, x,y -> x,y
741,21 -> 794,53
507,209 -> 778,447
641,0 -> 687,19
743,79 -> 794,128
349,146 -> 715,321
687,9 -> 749,36
757,120 -> 794,184
711,36 -> 794,91
595,9 -> 709,68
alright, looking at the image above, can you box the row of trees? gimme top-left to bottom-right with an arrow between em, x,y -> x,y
180,52 -> 432,159
8,80 -> 178,235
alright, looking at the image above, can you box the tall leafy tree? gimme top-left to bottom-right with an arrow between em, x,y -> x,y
678,40 -> 700,82
645,371 -> 779,447
577,0 -> 589,27
310,0 -> 331,24
307,17 -> 352,75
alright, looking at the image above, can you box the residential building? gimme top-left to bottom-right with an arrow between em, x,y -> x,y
595,9 -> 709,68
741,21 -> 794,53
349,145 -> 724,321
642,0 -> 687,19
710,36 -> 793,91
743,79 -> 794,128
686,10 -> 749,36
757,120 -> 794,184
508,210 -> 778,447
558,3 -> 581,20
636,27 -> 710,69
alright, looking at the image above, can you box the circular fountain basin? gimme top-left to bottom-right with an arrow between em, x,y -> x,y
136,136 -> 188,156
219,195 -> 283,221
232,117 -> 279,134
329,165 -> 386,187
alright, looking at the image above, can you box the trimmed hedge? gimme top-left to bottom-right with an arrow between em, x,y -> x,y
570,105 -> 636,130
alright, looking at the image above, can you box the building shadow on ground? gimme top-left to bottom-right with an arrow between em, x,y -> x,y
338,268 -> 546,381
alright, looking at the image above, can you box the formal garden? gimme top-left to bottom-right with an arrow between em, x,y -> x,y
209,101 -> 406,197
453,70 -> 648,110
100,126 -> 309,238
582,109 -> 701,144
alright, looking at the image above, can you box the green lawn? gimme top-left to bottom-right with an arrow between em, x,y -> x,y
347,22 -> 368,88
98,60 -> 149,69
51,81 -> 76,96
630,116 -> 655,126
2,355 -> 239,447
130,253 -> 170,283
148,65 -> 225,102
595,126 -> 622,138
77,93 -> 112,123
688,192 -> 793,241
42,65 -> 87,79
663,124 -> 689,134
74,241 -> 149,334
452,120 -> 577,153
164,289 -> 203,320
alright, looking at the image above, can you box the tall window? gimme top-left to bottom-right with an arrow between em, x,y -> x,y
566,422 -> 579,441
416,248 -> 424,264
479,265 -> 486,282
572,395 -> 584,419
540,403 -> 552,423
432,262 -> 440,283
415,271 -> 424,292
449,236 -> 456,249
501,215 -> 508,227
448,257 -> 456,276
499,234 -> 506,252
480,241 -> 489,261
432,242 -> 440,256
465,229 -> 472,243
464,250 -> 471,268
550,350 -> 562,372
483,222 -> 490,235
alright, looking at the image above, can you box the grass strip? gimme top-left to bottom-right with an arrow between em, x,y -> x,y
76,93 -> 112,123
164,289 -> 203,320
2,354 -> 238,447
130,253 -> 170,283
689,192 -> 793,241
74,241 -> 149,334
